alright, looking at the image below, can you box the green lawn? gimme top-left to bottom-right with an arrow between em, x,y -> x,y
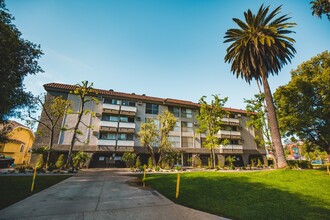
145,170 -> 330,220
0,175 -> 71,210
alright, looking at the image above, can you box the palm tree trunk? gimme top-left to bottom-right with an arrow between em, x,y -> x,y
261,74 -> 288,168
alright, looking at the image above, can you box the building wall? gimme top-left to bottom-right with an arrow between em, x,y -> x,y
0,127 -> 34,165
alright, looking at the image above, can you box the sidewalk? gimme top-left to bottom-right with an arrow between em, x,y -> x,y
0,168 -> 227,220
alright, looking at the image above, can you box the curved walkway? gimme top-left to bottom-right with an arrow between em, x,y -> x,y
0,168 -> 227,220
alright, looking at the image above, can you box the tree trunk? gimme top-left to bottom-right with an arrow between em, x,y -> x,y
46,128 -> 54,170
261,74 -> 288,168
148,146 -> 157,167
212,148 -> 216,169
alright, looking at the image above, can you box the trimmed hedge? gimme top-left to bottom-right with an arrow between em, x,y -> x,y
287,160 -> 312,169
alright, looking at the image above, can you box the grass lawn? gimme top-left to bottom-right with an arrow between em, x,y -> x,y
145,170 -> 330,220
0,175 -> 71,210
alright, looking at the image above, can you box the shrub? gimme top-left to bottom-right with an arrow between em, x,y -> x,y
56,154 -> 65,169
35,154 -> 44,171
72,151 -> 91,169
155,166 -> 160,171
287,160 -> 312,169
135,156 -> 141,168
175,166 -> 182,171
15,165 -> 26,173
122,152 -> 137,168
191,155 -> 202,167
147,157 -> 153,169
257,159 -> 263,168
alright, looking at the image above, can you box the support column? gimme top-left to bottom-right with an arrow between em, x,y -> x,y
242,154 -> 249,166
262,155 -> 268,166
217,154 -> 225,167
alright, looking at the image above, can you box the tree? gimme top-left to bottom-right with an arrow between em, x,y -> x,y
224,5 -> 296,168
157,110 -> 177,166
197,95 -> 228,169
310,0 -> 330,20
122,152 -> 137,168
0,0 -> 43,131
274,51 -> 330,158
25,94 -> 70,169
64,81 -> 98,168
138,119 -> 158,167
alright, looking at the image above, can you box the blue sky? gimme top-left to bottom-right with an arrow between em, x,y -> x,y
6,0 -> 330,110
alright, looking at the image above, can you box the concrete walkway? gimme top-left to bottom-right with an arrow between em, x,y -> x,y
0,168 -> 227,220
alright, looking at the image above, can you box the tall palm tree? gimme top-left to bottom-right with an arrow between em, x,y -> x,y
224,5 -> 296,168
310,0 -> 330,20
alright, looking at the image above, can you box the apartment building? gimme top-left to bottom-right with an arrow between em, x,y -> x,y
32,82 -> 266,167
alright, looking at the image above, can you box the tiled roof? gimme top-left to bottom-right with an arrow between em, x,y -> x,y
44,82 -> 249,114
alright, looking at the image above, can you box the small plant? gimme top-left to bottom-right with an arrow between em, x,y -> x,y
226,156 -> 236,170
72,151 -> 91,169
15,165 -> 26,173
122,152 -> 137,168
257,158 -> 263,168
135,156 -> 141,168
155,166 -> 160,171
175,166 -> 182,171
56,154 -> 65,169
147,157 -> 153,169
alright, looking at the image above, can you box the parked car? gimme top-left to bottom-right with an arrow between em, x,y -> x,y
0,154 -> 15,168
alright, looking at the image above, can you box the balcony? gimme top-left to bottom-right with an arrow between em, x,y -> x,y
98,139 -> 116,146
120,105 -> 137,116
102,103 -> 120,114
99,121 -> 117,132
217,130 -> 241,139
221,118 -> 240,126
219,144 -> 243,154
117,140 -> 135,147
118,122 -> 135,133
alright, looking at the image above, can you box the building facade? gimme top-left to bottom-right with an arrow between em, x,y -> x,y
32,83 -> 266,167
0,121 -> 34,165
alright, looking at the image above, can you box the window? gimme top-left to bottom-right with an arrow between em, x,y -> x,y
19,144 -> 25,152
104,98 -> 121,105
223,126 -> 237,131
182,137 -> 193,148
169,136 -> 180,148
173,121 -> 180,132
230,140 -> 239,145
100,133 -> 116,140
122,100 -> 136,107
146,103 -> 159,114
181,108 -> 192,118
146,117 -> 159,128
101,115 -> 119,122
168,106 -> 180,117
118,133 -> 134,140
182,122 -> 193,132
119,116 -> 134,123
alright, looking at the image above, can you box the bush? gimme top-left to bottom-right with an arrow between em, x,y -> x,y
56,154 -> 65,169
15,165 -> 26,173
72,151 -> 91,169
135,156 -> 141,168
147,157 -> 153,169
122,152 -> 137,168
35,154 -> 44,171
287,160 -> 312,169
155,166 -> 160,171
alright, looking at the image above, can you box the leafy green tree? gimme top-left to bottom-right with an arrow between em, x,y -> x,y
138,119 -> 158,167
224,5 -> 296,168
64,81 -> 98,168
197,95 -> 228,169
157,110 -> 177,166
0,0 -> 43,142
25,94 -> 70,169
55,154 -> 65,169
122,152 -> 137,168
274,51 -> 330,158
310,0 -> 330,20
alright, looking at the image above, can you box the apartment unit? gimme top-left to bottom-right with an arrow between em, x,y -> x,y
32,82 -> 266,167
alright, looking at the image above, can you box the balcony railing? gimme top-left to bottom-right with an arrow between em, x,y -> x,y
221,118 -> 240,126
117,140 -> 135,147
217,130 -> 241,139
98,139 -> 116,146
219,144 -> 243,153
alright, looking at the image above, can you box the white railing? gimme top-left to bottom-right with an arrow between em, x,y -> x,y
221,118 -> 239,124
98,139 -> 116,146
100,121 -> 117,128
118,122 -> 135,129
220,145 -> 243,150
117,140 -> 135,146
121,105 -> 137,112
103,103 -> 120,110
218,130 -> 241,136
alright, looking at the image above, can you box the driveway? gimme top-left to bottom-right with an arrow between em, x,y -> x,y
0,168 -> 226,219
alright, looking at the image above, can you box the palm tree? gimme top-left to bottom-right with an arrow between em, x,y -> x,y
310,0 -> 330,20
224,5 -> 296,168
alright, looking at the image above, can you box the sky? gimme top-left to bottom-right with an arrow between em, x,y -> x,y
6,0 -> 330,112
